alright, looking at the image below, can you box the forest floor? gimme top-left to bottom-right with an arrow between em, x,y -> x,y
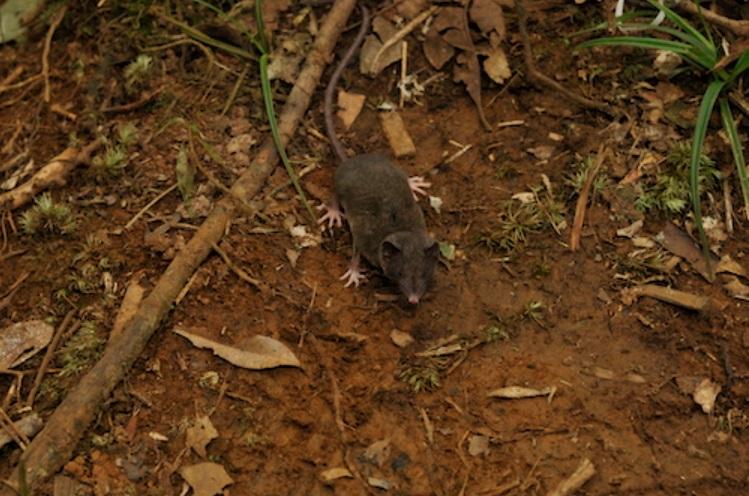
1,1 -> 748,495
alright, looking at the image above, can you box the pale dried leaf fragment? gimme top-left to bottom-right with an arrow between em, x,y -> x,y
716,254 -> 746,277
390,329 -> 414,348
180,462 -> 234,496
483,46 -> 511,84
724,276 -> 749,300
0,320 -> 54,369
380,111 -> 416,157
693,378 -> 721,414
173,328 -> 301,369
110,277 -> 144,343
656,222 -> 716,281
336,91 -> 366,130
186,416 -> 219,458
0,413 -> 43,450
616,219 -> 643,238
320,467 -> 353,482
468,435 -> 490,456
363,439 -> 390,467
488,385 -> 556,400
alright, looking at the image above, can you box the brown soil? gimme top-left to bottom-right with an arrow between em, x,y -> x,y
1,2 -> 748,495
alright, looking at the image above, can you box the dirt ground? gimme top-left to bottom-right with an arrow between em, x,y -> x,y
1,1 -> 749,495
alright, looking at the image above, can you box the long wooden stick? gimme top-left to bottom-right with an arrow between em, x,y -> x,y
1,0 -> 357,491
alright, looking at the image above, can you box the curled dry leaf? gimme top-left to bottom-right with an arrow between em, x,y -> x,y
0,320 -> 54,369
320,467 -> 353,482
186,416 -> 219,458
174,328 -> 301,369
180,462 -> 234,496
488,385 -> 556,400
454,51 -> 490,130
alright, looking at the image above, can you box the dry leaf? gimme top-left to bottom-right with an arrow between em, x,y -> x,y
336,91 -> 366,130
469,0 -> 506,39
620,284 -> 710,312
380,111 -> 416,157
186,416 -> 218,458
616,220 -> 643,238
0,320 -> 54,369
396,0 -> 430,19
363,439 -> 390,467
468,435 -> 490,456
110,277 -> 144,343
656,222 -> 716,281
390,329 -> 414,348
359,16 -> 402,75
173,328 -> 301,369
423,30 -> 455,69
724,276 -> 749,300
527,145 -> 555,160
487,386 -> 556,399
454,51 -> 489,129
442,28 -> 473,51
693,378 -> 721,414
483,46 -> 511,84
716,254 -> 746,277
432,6 -> 464,32
320,467 -> 353,482
180,462 -> 233,496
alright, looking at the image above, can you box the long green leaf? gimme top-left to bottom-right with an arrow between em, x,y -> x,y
719,99 -> 749,220
577,36 -> 692,54
645,0 -> 714,54
690,79 -> 725,278
259,53 -> 315,223
570,10 -> 658,37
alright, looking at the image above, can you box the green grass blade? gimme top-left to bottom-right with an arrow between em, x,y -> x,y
577,36 -> 692,54
690,79 -> 725,278
719,99 -> 749,220
259,53 -> 315,223
158,13 -> 256,61
255,0 -> 269,54
729,50 -> 749,81
645,0 -> 714,53
570,10 -> 658,37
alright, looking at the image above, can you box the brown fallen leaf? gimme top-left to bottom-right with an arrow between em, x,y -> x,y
656,222 -> 716,281
336,90 -> 366,130
487,385 -> 556,400
0,320 -> 54,369
363,439 -> 390,467
423,30 -> 455,69
396,0 -> 430,19
185,416 -> 219,458
179,462 -> 233,496
390,329 -> 414,348
359,16 -> 402,75
716,254 -> 747,277
724,276 -> 749,300
173,328 -> 301,369
454,51 -> 490,130
469,0 -> 506,39
432,6 -> 463,32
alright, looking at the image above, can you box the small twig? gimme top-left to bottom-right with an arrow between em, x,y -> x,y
399,41 -> 408,108
1,271 -> 30,299
515,0 -> 612,114
676,0 -> 749,36
723,177 -> 735,234
546,458 -> 596,496
27,311 -> 78,407
101,86 -> 164,113
0,409 -> 28,451
570,144 -> 606,250
1,122 -> 24,155
222,64 -> 249,116
0,66 -> 24,88
0,249 -> 28,263
124,183 -> 178,230
210,242 -> 265,291
42,6 -> 68,103
0,74 -> 42,96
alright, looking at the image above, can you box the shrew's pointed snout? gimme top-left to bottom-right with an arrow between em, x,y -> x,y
408,294 -> 420,305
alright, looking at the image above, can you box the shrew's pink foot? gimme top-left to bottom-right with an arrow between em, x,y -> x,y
408,176 -> 431,201
317,202 -> 344,230
340,253 -> 366,288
